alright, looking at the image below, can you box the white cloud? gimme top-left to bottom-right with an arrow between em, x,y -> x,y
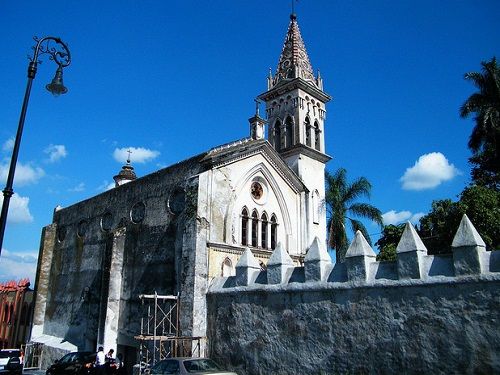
0,249 -> 38,284
44,144 -> 68,163
400,152 -> 460,190
410,212 -> 425,223
68,182 -> 85,192
0,193 -> 34,223
113,147 -> 160,164
382,210 -> 426,225
0,161 -> 45,186
2,137 -> 14,153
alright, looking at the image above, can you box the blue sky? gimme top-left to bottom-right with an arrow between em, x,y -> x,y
0,1 -> 498,283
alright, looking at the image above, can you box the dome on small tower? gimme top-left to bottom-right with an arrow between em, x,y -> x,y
113,153 -> 137,187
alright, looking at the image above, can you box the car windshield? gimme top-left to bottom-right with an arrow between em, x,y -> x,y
183,359 -> 222,373
58,353 -> 75,363
0,351 -> 20,359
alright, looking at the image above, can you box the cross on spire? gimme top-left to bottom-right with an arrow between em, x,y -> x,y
126,149 -> 132,164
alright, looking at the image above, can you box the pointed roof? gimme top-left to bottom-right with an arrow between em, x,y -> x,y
271,14 -> 317,89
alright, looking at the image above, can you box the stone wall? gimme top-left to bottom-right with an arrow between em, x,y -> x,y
207,215 -> 500,374
31,155 -> 204,356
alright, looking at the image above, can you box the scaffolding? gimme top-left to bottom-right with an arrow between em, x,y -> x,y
134,292 -> 201,372
22,342 -> 43,369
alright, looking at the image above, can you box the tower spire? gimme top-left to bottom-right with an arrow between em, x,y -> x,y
270,13 -> 316,89
248,98 -> 266,140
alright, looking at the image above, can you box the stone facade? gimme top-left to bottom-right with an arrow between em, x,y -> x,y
207,216 -> 500,374
31,13 -> 332,367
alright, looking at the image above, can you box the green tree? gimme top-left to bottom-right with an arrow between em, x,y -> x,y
460,57 -> 500,190
325,168 -> 383,263
416,185 -> 499,253
458,185 -> 500,250
375,223 -> 405,261
418,199 -> 463,254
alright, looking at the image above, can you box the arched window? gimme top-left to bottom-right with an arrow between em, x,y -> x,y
314,121 -> 321,151
305,117 -> 311,147
221,257 -> 234,277
285,116 -> 293,148
251,210 -> 259,247
261,213 -> 268,249
270,215 -> 278,250
241,208 -> 249,245
274,120 -> 282,152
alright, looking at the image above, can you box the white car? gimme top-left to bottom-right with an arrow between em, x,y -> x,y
0,349 -> 23,375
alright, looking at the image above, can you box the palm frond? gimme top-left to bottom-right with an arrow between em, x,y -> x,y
349,203 -> 383,227
344,177 -> 372,204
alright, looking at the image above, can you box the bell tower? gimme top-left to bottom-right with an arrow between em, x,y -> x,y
258,13 -> 331,249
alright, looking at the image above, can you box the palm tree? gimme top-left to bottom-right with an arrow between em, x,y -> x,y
460,57 -> 500,187
325,168 -> 383,263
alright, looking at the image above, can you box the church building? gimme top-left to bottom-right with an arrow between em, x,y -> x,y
31,12 -> 331,366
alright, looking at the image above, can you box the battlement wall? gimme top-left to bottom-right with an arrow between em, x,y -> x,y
207,215 -> 500,374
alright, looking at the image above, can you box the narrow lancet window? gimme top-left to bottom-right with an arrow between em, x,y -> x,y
274,120 -> 282,151
285,116 -> 293,148
314,121 -> 321,151
241,208 -> 249,245
270,215 -> 278,250
305,117 -> 311,147
251,210 -> 258,247
261,213 -> 268,249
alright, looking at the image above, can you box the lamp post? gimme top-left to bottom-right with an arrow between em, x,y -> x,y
0,36 -> 71,256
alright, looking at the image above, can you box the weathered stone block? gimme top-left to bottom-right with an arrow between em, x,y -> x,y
235,248 -> 261,286
396,222 -> 427,279
267,242 -> 295,284
452,215 -> 486,275
304,237 -> 331,282
345,231 -> 376,282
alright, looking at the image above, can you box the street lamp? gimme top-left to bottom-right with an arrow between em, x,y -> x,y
0,36 -> 71,256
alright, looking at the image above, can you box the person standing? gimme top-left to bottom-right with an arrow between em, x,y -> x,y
95,347 -> 105,375
105,349 -> 115,374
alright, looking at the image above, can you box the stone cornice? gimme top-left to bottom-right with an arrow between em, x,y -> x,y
258,77 -> 331,103
279,143 -> 332,164
208,241 -> 305,262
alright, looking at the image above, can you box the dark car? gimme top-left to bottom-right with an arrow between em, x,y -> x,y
148,358 -> 237,375
0,349 -> 23,375
46,352 -> 96,375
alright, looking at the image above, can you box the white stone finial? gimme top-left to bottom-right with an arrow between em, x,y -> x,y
235,248 -> 261,286
236,247 -> 261,269
268,242 -> 294,267
267,242 -> 295,285
345,231 -> 376,258
304,237 -> 330,262
396,222 -> 427,280
397,222 -> 427,253
452,214 -> 486,248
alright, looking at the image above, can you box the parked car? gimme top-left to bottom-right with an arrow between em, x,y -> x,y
0,349 -> 23,375
46,351 -> 96,375
148,358 -> 237,375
